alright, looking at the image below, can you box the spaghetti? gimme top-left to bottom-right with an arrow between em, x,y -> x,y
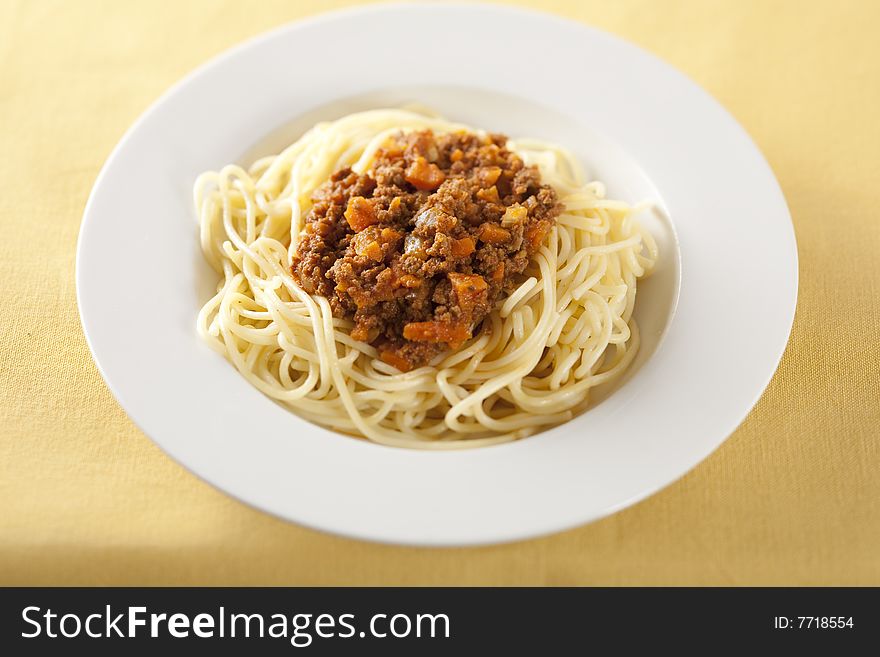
195,109 -> 657,449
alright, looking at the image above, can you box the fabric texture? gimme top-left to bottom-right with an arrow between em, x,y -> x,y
1,0 -> 877,585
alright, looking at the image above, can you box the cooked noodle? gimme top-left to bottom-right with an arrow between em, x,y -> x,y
194,109 -> 657,449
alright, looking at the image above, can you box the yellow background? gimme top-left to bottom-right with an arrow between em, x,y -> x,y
1,0 -> 878,585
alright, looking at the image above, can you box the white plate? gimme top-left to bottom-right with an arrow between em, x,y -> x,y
76,4 -> 797,546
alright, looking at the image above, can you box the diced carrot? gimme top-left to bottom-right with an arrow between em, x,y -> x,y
364,242 -> 383,261
352,232 -> 384,261
405,156 -> 446,191
478,222 -> 511,244
379,227 -> 402,244
398,274 -> 422,288
350,325 -> 370,342
448,272 -> 488,314
490,263 -> 505,284
451,236 -> 475,257
403,321 -> 471,345
448,272 -> 488,292
477,186 -> 500,203
450,148 -> 464,162
380,135 -> 405,158
344,196 -> 379,231
480,166 -> 502,186
380,349 -> 413,372
525,220 -> 551,249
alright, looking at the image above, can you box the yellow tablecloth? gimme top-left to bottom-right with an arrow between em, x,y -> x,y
1,0 -> 878,585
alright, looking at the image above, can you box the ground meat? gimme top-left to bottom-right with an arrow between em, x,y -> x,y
290,130 -> 561,371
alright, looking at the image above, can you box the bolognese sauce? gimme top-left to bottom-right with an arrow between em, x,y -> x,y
291,130 -> 561,371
